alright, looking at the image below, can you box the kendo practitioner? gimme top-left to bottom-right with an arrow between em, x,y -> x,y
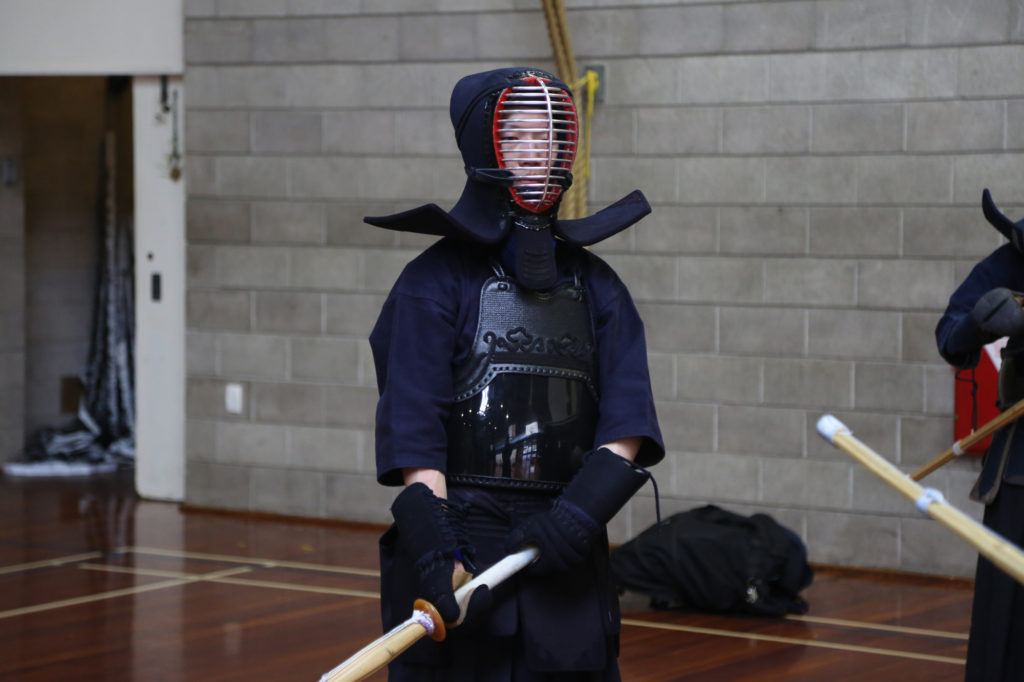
936,190 -> 1024,682
367,67 -> 664,680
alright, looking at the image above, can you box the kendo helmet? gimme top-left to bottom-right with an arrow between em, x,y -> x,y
365,67 -> 651,260
451,67 -> 578,215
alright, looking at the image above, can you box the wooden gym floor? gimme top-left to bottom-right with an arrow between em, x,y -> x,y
1,468 -> 974,681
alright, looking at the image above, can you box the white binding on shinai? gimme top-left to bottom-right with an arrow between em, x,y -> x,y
915,488 -> 946,515
816,414 -> 850,444
453,546 -> 539,625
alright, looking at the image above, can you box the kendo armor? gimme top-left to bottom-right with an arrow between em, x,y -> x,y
446,263 -> 599,491
999,337 -> 1024,409
982,190 -> 1024,410
365,67 -> 654,486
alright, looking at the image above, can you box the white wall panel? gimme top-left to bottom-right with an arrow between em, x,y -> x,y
0,0 -> 182,75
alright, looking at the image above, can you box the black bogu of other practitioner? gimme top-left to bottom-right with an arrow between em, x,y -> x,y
367,67 -> 664,680
936,190 -> 1024,682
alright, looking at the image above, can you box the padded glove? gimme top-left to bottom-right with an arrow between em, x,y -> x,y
391,482 -> 477,623
507,447 -> 650,574
972,288 -> 1024,338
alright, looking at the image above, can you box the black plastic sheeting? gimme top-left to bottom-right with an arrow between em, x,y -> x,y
12,132 -> 135,474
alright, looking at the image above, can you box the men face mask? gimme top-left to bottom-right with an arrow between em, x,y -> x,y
491,76 -> 578,214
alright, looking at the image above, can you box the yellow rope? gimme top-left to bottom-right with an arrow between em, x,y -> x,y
541,0 -> 576,82
541,0 -> 595,220
566,69 -> 598,219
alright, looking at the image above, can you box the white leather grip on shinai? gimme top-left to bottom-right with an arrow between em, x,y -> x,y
816,414 -> 850,444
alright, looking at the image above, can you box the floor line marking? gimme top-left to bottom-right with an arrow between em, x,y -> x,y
80,563 -> 379,599
117,545 -> 380,577
0,566 -> 252,620
210,576 -> 380,599
113,547 -> 968,643
78,563 -> 252,581
0,552 -> 103,575
0,558 -> 967,665
620,618 -> 965,665
785,613 -> 968,640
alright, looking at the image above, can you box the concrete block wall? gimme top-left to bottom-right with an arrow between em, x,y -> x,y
21,78 -> 105,437
182,0 -> 1024,576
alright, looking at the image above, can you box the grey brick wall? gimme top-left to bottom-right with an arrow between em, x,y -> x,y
22,78 -> 106,438
183,0 -> 1024,577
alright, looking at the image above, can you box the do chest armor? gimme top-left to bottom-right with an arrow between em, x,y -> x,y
446,265 -> 599,491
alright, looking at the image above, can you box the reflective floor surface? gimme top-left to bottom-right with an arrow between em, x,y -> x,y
1,468 -> 973,681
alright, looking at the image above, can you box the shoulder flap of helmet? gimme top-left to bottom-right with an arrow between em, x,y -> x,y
554,190 -> 652,247
363,202 -> 507,245
983,188 -> 1024,254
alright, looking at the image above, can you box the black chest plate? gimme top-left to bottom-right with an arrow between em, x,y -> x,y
446,273 -> 599,490
452,274 -> 598,401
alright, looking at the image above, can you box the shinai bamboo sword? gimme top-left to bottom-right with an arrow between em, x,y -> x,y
318,546 -> 539,682
911,396 -> 1024,481
818,414 -> 1024,586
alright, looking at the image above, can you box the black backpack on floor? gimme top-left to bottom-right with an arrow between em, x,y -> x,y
609,504 -> 813,616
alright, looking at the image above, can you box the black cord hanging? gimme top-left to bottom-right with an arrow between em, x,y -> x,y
160,74 -> 170,113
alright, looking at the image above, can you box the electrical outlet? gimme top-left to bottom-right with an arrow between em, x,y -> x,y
225,383 -> 244,414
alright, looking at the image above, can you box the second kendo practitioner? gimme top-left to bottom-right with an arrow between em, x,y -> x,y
368,67 -> 664,680
936,190 -> 1024,682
